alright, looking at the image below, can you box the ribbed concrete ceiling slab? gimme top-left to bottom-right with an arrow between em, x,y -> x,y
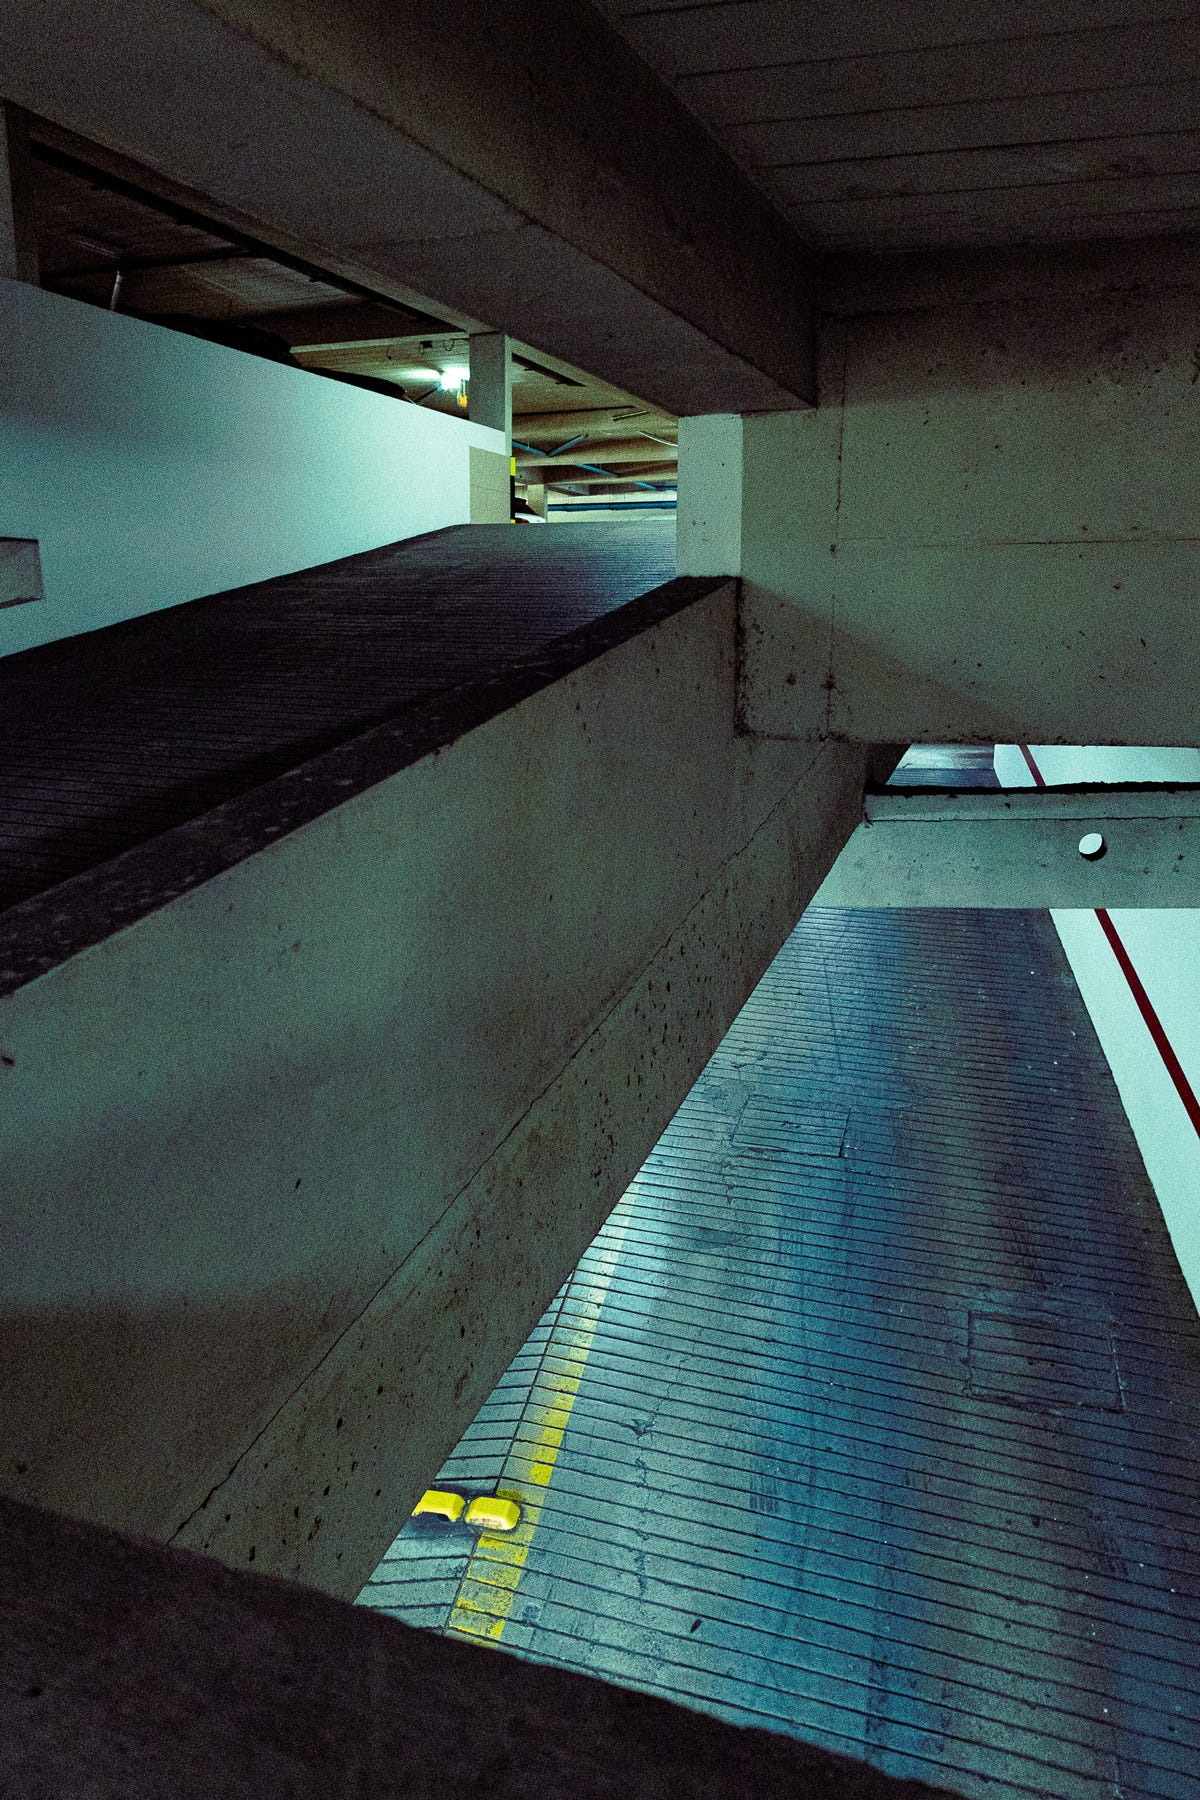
0,0 -> 818,411
601,0 -> 1200,250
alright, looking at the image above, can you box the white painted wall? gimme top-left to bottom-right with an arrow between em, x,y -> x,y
0,279 -> 504,655
996,744 -> 1200,1310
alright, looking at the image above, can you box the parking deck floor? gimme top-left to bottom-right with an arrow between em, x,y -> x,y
362,775 -> 1200,1799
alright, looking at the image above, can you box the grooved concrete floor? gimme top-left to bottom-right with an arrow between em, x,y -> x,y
362,881 -> 1200,1798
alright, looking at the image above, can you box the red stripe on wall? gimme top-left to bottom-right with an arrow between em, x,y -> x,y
1018,743 -> 1200,1144
1094,908 -> 1200,1141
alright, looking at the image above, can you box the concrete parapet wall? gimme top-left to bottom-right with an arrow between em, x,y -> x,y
0,578 -> 866,1596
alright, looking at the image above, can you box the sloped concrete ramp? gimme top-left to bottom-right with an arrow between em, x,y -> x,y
366,764 -> 1200,1798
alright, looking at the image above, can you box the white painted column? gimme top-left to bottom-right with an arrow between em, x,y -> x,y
0,103 -> 38,285
676,414 -> 743,577
468,332 -> 512,453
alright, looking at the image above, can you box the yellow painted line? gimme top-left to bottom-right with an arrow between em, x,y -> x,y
445,1206 -> 631,1643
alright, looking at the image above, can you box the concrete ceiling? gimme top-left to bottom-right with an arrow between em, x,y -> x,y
600,1 -> 1200,250
0,0 -> 818,414
31,130 -> 677,496
10,0 -> 1193,430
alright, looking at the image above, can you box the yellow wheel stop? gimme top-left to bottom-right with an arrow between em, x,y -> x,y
465,1495 -> 521,1532
412,1488 -> 465,1522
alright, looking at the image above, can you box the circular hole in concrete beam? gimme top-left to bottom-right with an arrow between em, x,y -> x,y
1078,831 -> 1107,861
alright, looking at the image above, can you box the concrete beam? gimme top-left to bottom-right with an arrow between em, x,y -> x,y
533,468 -> 677,487
814,787 -> 1200,908
517,439 -> 677,469
0,577 -> 866,1600
515,408 -> 676,442
258,302 -> 450,348
683,239 -> 1200,744
0,0 -> 816,413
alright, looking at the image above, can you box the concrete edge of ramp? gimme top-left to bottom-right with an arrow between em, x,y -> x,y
0,1494 -> 959,1800
0,569 -> 716,998
0,574 -> 871,1598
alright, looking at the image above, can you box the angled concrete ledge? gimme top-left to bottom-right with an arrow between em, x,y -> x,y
0,1495 -> 954,1800
0,530 -> 868,1596
0,525 -> 691,995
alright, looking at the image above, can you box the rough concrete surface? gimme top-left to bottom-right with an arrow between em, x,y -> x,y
0,537 -> 866,1602
0,0 -> 814,412
0,1495 -> 958,1800
733,240 -> 1200,745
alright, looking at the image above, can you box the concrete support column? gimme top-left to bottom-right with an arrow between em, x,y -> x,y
525,482 -> 547,520
468,332 -> 512,454
676,415 -> 743,578
0,102 -> 38,284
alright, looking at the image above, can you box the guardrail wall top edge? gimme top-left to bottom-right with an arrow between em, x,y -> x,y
0,574 -> 729,1000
